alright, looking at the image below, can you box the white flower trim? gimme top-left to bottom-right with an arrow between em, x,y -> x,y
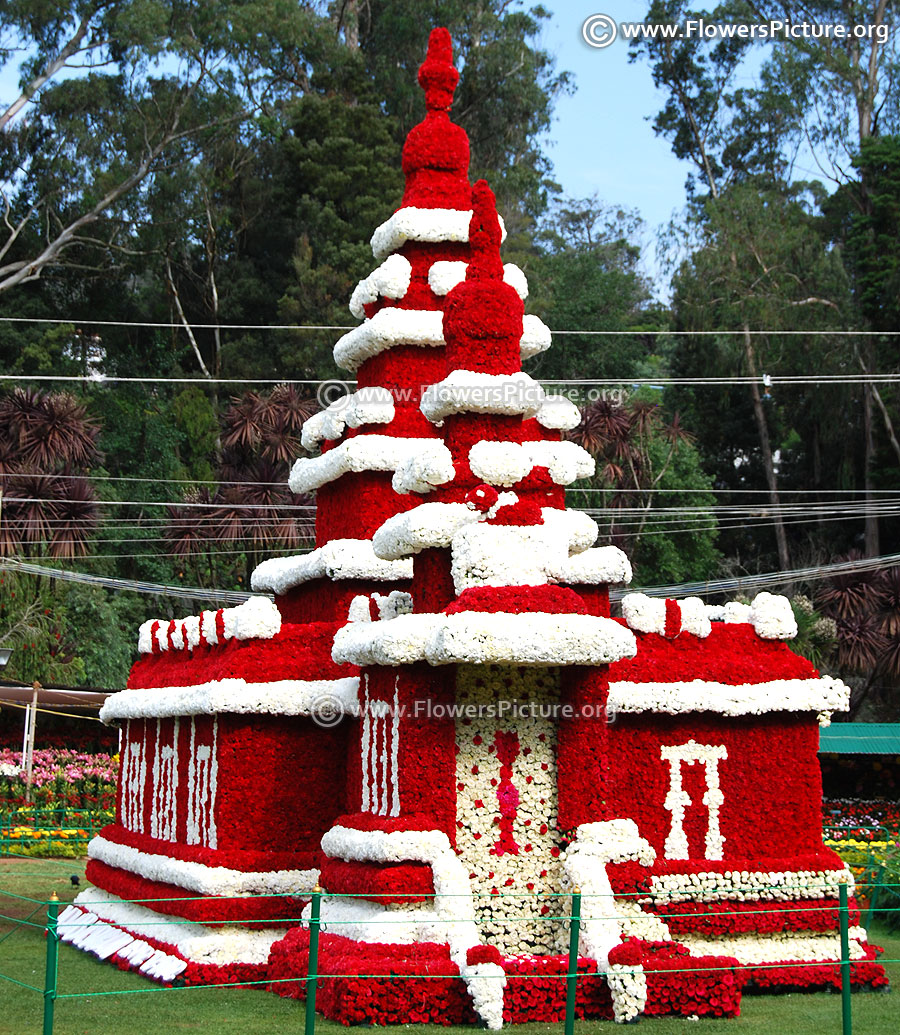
607,676 -> 850,718
58,903 -> 188,980
536,395 -> 582,431
370,207 -> 506,262
427,260 -> 468,297
574,819 -> 657,867
300,388 -> 395,451
562,821 -> 657,1023
251,539 -> 412,593
334,308 -> 445,372
333,611 -> 637,667
137,597 -> 281,654
421,370 -> 545,422
721,602 -> 751,623
334,304 -> 553,372
468,439 -> 595,487
349,255 -> 412,318
749,592 -> 798,639
372,496 -> 518,559
100,677 -> 360,722
540,507 -> 599,554
70,888 -> 285,965
520,314 -> 552,359
427,259 -> 528,300
620,594 -> 711,638
392,441 -> 456,494
289,435 -> 452,493
660,741 -> 727,861
319,824 -> 504,1028
645,867 -> 854,904
550,546 -> 633,586
87,836 -> 319,898
677,929 -> 868,965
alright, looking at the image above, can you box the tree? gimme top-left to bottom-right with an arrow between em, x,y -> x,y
526,196 -> 655,382
0,1 -> 339,295
568,393 -> 720,584
0,387 -> 101,558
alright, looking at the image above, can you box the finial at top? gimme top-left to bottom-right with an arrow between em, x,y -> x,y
418,27 -> 459,112
467,180 -> 505,280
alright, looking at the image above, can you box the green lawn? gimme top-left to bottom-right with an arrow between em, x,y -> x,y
1,856 -> 897,1035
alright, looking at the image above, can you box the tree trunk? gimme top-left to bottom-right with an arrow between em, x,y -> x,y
743,325 -> 790,572
863,382 -> 879,557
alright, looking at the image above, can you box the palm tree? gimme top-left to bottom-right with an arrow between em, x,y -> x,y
0,389 -> 101,558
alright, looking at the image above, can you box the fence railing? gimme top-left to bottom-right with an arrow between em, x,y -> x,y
3,864 -> 898,1035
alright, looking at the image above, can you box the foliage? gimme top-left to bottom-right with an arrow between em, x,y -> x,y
568,393 -> 719,585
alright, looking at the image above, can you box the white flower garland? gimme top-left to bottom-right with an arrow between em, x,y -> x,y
137,597 -> 281,654
100,677 -> 360,722
676,928 -> 868,965
392,441 -> 456,494
300,387 -> 395,451
607,675 -> 850,719
535,395 -> 582,431
349,254 -> 413,318
450,523 -> 567,592
749,592 -> 798,639
550,546 -> 633,586
334,308 -> 445,372
659,741 -> 728,861
520,314 -> 552,359
620,594 -> 711,638
87,836 -> 319,898
468,439 -> 595,487
645,866 -> 854,904
289,435 -> 454,493
420,370 -> 545,422
333,610 -> 637,667
251,538 -> 412,594
427,259 -> 529,299
370,207 -> 506,262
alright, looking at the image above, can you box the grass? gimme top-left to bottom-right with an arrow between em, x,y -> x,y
1,856 -> 897,1035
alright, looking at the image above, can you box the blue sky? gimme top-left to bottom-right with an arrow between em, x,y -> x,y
539,5 -> 693,239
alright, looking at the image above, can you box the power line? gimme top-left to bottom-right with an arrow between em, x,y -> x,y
2,315 -> 900,335
0,372 -> 898,386
617,551 -> 900,600
4,548 -> 899,607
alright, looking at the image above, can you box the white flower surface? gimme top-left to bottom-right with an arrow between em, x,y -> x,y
349,254 -> 412,318
421,370 -> 545,422
301,387 -> 395,451
251,538 -> 412,593
137,597 -> 280,654
607,675 -> 850,718
289,435 -> 452,493
100,677 -> 360,722
392,441 -> 456,494
749,592 -> 799,639
370,207 -> 506,262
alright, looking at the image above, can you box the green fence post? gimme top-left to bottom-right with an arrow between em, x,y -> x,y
839,880 -> 852,1035
43,892 -> 59,1035
564,888 -> 582,1035
864,864 -> 885,933
305,885 -> 321,1035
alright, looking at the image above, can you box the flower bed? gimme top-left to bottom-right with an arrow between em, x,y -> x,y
0,747 -> 117,810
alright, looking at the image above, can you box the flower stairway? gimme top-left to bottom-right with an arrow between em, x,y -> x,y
67,27 -> 886,1024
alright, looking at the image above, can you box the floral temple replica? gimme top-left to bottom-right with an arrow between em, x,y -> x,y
60,29 -> 887,1025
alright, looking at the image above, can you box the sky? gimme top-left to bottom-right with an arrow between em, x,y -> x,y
540,2 -> 693,235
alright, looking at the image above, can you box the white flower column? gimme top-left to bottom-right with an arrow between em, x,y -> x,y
454,665 -> 566,955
